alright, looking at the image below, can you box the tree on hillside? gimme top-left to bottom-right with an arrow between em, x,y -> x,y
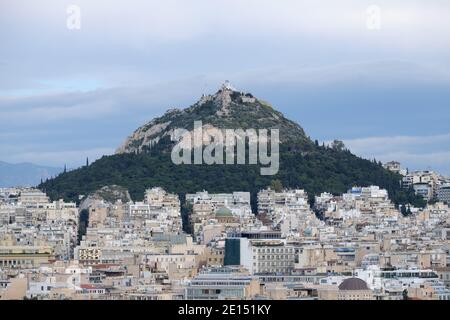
270,179 -> 283,192
331,140 -> 346,152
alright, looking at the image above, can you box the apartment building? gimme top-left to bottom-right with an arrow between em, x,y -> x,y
185,266 -> 260,300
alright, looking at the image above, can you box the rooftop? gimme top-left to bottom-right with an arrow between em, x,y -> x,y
338,278 -> 369,291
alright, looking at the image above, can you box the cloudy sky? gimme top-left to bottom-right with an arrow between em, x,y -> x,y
1,0 -> 450,174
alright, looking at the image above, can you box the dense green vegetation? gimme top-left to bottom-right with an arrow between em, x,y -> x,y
39,88 -> 426,213
39,144 -> 425,212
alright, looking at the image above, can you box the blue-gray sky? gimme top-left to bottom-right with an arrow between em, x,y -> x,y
1,0 -> 450,175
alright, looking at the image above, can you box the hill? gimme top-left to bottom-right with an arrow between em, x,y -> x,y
39,84 -> 425,209
0,161 -> 62,187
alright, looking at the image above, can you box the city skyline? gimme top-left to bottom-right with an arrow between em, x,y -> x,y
1,1 -> 450,304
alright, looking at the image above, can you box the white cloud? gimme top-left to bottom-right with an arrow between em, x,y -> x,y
1,0 -> 450,95
233,60 -> 450,88
2,60 -> 446,125
344,133 -> 450,154
4,0 -> 449,44
344,134 -> 450,175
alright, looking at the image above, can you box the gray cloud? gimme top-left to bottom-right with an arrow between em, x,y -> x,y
344,134 -> 450,175
1,1 -> 449,176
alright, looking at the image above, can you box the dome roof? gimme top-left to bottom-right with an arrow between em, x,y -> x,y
338,278 -> 369,291
215,207 -> 233,217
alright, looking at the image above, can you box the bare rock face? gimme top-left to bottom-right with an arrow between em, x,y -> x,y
79,185 -> 131,210
214,85 -> 233,116
116,121 -> 171,154
116,83 -> 312,155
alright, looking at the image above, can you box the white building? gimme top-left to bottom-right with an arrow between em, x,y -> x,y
437,184 -> 450,204
224,232 -> 295,275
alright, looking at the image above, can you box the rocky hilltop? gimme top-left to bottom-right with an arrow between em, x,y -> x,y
39,83 -> 423,209
116,82 -> 312,155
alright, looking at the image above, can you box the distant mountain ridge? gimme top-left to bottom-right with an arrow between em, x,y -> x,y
0,161 -> 62,187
